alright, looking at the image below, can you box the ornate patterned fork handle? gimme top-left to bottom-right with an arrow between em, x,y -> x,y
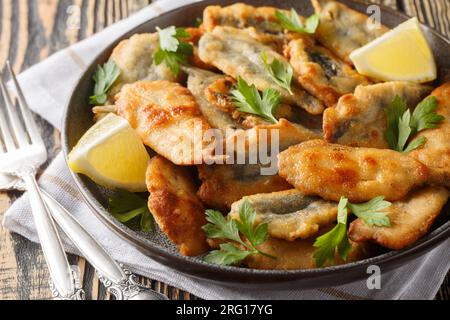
41,191 -> 167,300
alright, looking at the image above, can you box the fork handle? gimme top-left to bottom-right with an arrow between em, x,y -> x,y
21,172 -> 84,300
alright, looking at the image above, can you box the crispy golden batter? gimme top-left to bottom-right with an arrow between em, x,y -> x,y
409,83 -> 450,188
203,3 -> 284,34
198,26 -> 325,115
109,33 -> 177,99
147,156 -> 209,256
197,164 -> 291,211
323,82 -> 432,148
285,37 -> 370,107
186,67 -> 242,132
349,187 -> 449,250
116,80 -> 214,165
230,189 -> 338,241
278,140 -> 429,202
312,0 -> 389,65
244,229 -> 371,270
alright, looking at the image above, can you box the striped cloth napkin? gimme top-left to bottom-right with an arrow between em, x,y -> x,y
2,0 -> 450,300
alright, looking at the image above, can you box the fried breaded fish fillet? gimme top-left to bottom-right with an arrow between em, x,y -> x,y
349,187 -> 449,250
285,37 -> 370,107
312,0 -> 389,65
323,82 -> 432,148
230,189 -> 338,241
243,229 -> 371,270
197,163 -> 291,211
186,67 -> 242,132
109,33 -> 177,99
198,26 -> 325,115
147,156 -> 209,256
116,80 -> 215,165
203,3 -> 284,34
409,83 -> 450,188
278,140 -> 429,202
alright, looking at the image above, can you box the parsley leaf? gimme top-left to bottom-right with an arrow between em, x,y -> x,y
261,51 -> 293,95
89,60 -> 120,105
313,196 -> 392,267
275,9 -> 319,34
347,196 -> 391,227
194,18 -> 203,27
384,95 -> 444,153
203,200 -> 274,266
154,26 -> 193,76
109,190 -> 154,232
231,76 -> 282,124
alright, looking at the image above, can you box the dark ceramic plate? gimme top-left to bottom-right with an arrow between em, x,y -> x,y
63,0 -> 450,289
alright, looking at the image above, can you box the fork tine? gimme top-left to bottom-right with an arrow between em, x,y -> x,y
6,61 -> 42,145
0,72 -> 17,151
0,67 -> 29,147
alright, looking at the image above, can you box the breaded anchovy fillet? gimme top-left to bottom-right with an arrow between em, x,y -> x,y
278,140 -> 429,203
323,81 -> 432,148
349,187 -> 449,250
243,228 -> 371,270
203,3 -> 284,34
116,80 -> 215,165
312,0 -> 389,65
285,37 -> 370,107
109,33 -> 177,99
198,26 -> 325,115
186,67 -> 242,132
230,189 -> 338,241
197,163 -> 291,211
147,156 -> 209,256
409,83 -> 450,188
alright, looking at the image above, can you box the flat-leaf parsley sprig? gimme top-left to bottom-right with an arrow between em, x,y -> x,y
384,95 -> 444,153
231,76 -> 282,124
109,190 -> 154,232
261,51 -> 294,95
313,196 -> 391,267
203,200 -> 275,266
89,60 -> 120,105
275,9 -> 319,34
153,26 -> 193,76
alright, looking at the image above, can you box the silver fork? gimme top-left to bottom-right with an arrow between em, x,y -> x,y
0,61 -> 84,300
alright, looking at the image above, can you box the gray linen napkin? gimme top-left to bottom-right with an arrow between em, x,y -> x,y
2,0 -> 449,300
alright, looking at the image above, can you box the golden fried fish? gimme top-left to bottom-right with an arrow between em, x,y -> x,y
116,80 -> 215,165
349,187 -> 449,250
198,26 -> 325,115
197,163 -> 291,211
109,33 -> 177,99
147,156 -> 209,256
230,189 -> 338,241
285,37 -> 370,107
243,229 -> 371,270
203,3 -> 284,34
278,140 -> 429,202
323,81 -> 432,148
409,83 -> 450,188
312,0 -> 389,65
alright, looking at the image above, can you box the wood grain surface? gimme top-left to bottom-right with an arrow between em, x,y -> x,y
0,0 -> 449,300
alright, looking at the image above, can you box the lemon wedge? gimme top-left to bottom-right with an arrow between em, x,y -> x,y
350,17 -> 436,83
68,113 -> 150,192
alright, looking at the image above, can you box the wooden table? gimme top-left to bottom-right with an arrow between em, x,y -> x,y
0,0 -> 448,300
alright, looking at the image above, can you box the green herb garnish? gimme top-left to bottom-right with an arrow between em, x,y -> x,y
153,26 -> 193,76
203,200 -> 275,266
261,51 -> 293,95
384,95 -> 444,153
194,18 -> 203,27
231,76 -> 281,124
275,9 -> 319,34
313,196 -> 391,267
89,60 -> 120,105
109,190 -> 154,232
